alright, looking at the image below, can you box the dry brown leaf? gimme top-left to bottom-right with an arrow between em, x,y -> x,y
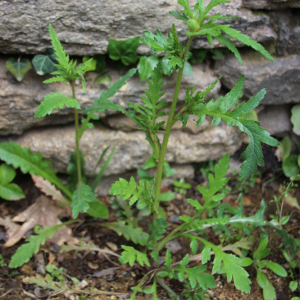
284,194 -> 300,210
31,175 -> 71,215
0,216 -> 20,239
4,195 -> 68,247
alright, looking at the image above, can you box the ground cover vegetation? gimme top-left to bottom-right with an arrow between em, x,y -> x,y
0,0 -> 300,299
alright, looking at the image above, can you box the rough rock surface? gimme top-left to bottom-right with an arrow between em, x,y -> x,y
0,0 -> 275,55
0,58 -> 220,135
258,105 -> 292,137
242,0 -> 300,9
215,51 -> 300,105
12,123 -> 244,177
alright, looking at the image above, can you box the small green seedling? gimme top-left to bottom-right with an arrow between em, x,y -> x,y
253,236 -> 287,300
173,178 -> 192,195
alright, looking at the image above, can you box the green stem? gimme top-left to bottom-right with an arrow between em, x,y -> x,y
156,277 -> 179,299
154,37 -> 194,210
71,81 -> 82,183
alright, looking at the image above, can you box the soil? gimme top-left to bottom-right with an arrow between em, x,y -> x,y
0,162 -> 300,300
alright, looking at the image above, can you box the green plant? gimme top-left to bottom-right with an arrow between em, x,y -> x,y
252,236 -> 287,300
0,163 -> 25,200
0,254 -> 6,267
82,0 -> 300,298
173,178 -> 192,195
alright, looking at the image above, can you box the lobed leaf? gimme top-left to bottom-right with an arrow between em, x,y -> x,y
119,245 -> 150,267
71,182 -> 98,218
35,92 -> 80,118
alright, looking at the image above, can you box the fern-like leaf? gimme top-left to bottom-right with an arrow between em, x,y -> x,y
9,223 -> 67,268
35,92 -> 80,118
72,182 -> 98,218
119,245 -> 150,267
195,77 -> 279,180
48,24 -> 70,70
219,25 -> 274,62
43,76 -> 69,84
103,221 -> 149,246
0,142 -> 58,184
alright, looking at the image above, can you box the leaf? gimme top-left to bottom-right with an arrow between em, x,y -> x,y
6,58 -> 32,82
48,24 -> 70,70
256,269 -> 268,289
0,142 -> 67,196
35,92 -> 81,118
196,78 -> 279,181
138,55 -> 159,81
103,221 -> 149,246
82,56 -> 97,72
263,261 -> 287,277
71,182 -> 98,218
119,245 -> 150,267
291,104 -> 300,136
85,68 -> 137,114
279,136 -> 292,161
5,195 -> 66,248
215,35 -> 243,65
219,25 -> 274,62
289,281 -> 298,292
263,280 -> 276,300
31,175 -> 70,208
32,54 -> 57,75
9,221 -> 72,268
149,218 -> 168,242
0,164 -> 25,200
283,155 -> 300,178
87,201 -> 109,219
108,37 -> 140,65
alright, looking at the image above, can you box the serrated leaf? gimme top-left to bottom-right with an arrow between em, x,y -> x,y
0,164 -> 25,200
0,142 -> 68,197
35,92 -> 80,118
219,25 -> 274,62
119,245 -> 150,267
103,221 -> 149,246
138,55 -> 159,81
6,58 -> 32,82
48,24 -> 70,70
72,182 -> 98,218
32,54 -> 57,75
9,222 -> 68,268
110,177 -> 139,205
43,76 -> 68,84
149,218 -> 168,242
108,37 -> 139,65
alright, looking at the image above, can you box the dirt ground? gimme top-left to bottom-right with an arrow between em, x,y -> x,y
0,161 -> 300,300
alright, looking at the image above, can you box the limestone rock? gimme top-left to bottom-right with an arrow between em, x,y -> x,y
215,51 -> 300,105
0,58 -> 220,135
13,123 -> 243,177
0,0 -> 275,55
242,0 -> 300,9
258,105 -> 292,137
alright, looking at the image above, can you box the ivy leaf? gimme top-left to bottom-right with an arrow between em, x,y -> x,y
119,245 -> 150,267
32,54 -> 57,75
35,92 -> 81,118
6,58 -> 32,82
9,223 -> 69,268
0,164 -> 25,200
138,55 -> 159,81
108,37 -> 140,65
72,182 -> 98,218
103,221 -> 149,246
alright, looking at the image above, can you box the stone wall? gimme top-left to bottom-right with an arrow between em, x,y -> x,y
0,0 -> 299,193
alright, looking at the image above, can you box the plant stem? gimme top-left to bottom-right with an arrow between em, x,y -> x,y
71,81 -> 82,183
156,277 -> 178,300
154,37 -> 194,207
